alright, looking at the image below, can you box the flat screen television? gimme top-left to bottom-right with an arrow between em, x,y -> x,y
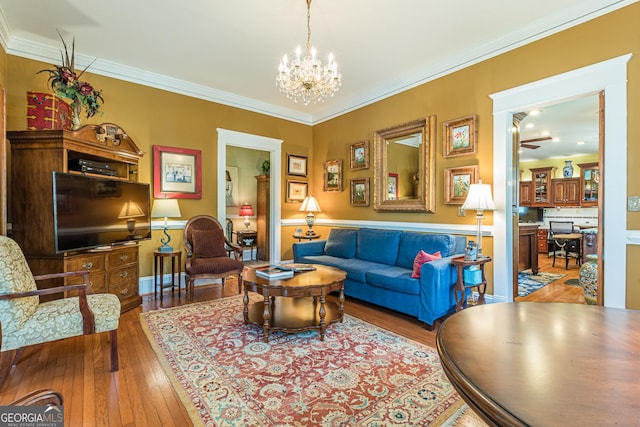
53,172 -> 152,253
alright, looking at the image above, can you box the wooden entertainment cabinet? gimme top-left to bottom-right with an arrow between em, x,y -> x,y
8,124 -> 144,312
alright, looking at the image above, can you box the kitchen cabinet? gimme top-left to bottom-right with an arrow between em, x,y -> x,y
519,181 -> 532,206
530,167 -> 554,207
552,178 -> 580,206
578,162 -> 599,207
518,225 -> 539,274
537,229 -> 549,255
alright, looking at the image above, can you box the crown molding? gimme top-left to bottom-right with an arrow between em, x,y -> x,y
0,0 -> 634,126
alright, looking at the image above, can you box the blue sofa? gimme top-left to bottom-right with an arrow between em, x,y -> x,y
292,228 -> 466,327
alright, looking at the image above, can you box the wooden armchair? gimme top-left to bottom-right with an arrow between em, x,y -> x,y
0,236 -> 120,390
184,215 -> 244,301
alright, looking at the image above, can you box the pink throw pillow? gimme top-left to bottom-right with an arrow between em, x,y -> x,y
411,250 -> 442,278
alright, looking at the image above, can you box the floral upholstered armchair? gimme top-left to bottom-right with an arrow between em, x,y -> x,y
0,236 -> 121,390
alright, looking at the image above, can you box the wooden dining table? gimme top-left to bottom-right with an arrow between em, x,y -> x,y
436,302 -> 640,426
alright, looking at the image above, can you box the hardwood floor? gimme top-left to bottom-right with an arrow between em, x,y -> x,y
0,259 -> 585,425
516,253 -> 587,304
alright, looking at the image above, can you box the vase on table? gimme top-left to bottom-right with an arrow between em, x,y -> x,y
579,254 -> 598,305
563,160 -> 574,178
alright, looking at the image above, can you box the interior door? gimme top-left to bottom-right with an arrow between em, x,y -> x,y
512,112 -> 526,297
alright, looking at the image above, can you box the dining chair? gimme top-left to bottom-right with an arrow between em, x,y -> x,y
549,221 -> 581,269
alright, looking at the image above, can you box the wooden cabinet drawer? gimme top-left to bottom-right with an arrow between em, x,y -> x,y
108,265 -> 138,287
109,247 -> 138,268
110,278 -> 137,302
66,271 -> 107,294
65,254 -> 105,273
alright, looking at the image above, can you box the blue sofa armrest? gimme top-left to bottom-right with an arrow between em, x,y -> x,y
293,240 -> 327,262
417,255 -> 461,325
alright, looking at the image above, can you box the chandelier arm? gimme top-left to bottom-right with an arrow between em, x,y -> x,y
306,0 -> 312,54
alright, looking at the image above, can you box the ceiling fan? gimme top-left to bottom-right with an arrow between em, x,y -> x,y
520,136 -> 552,149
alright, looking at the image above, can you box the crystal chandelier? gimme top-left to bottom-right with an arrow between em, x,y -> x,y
276,0 -> 341,105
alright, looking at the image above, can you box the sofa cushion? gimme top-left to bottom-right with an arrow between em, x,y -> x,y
192,228 -> 227,258
366,266 -> 420,295
296,255 -> 381,283
411,250 -> 442,278
397,232 -> 458,269
356,229 -> 401,265
324,229 -> 357,259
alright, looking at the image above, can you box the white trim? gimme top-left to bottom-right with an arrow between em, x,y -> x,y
217,128 -> 283,263
2,1 -> 634,126
490,54 -> 631,308
281,218 -> 491,237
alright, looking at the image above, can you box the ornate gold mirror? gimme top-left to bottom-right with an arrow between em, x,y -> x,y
373,116 -> 436,212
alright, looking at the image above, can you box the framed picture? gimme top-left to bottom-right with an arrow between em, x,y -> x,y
388,173 -> 398,200
444,165 -> 478,204
286,180 -> 308,202
350,140 -> 369,170
153,145 -> 202,199
287,154 -> 308,177
323,159 -> 343,192
443,115 -> 478,158
225,166 -> 239,207
350,178 -> 370,206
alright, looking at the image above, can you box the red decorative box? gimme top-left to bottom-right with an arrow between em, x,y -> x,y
26,91 -> 72,130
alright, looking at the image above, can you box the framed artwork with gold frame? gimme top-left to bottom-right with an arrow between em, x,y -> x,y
323,159 -> 342,192
443,115 -> 478,158
350,178 -> 370,206
444,165 -> 478,204
350,140 -> 369,170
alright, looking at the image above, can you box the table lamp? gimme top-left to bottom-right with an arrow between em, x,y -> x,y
299,195 -> 321,236
239,203 -> 254,230
118,200 -> 145,235
151,198 -> 181,252
461,179 -> 495,257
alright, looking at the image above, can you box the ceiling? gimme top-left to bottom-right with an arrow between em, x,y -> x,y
0,0 -> 632,127
519,95 -> 600,162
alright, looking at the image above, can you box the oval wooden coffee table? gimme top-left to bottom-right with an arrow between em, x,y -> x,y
437,302 -> 640,426
241,265 -> 346,343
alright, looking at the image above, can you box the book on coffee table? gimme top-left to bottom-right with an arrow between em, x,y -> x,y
255,266 -> 295,280
278,263 -> 317,272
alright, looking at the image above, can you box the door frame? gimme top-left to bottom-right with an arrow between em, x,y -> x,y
217,128 -> 283,263
490,54 -> 630,308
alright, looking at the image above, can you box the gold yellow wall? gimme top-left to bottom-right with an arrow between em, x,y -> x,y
4,56 -> 312,276
313,3 -> 640,306
4,3 -> 640,307
520,154 -> 599,181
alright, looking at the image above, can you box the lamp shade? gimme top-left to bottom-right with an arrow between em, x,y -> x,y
239,203 -> 254,217
151,199 -> 181,219
461,180 -> 495,212
299,195 -> 321,213
118,200 -> 145,219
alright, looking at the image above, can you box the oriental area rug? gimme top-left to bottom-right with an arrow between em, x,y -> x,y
518,270 -> 565,297
140,294 -> 475,426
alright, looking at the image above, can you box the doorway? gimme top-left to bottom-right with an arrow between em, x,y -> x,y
515,95 -> 601,302
216,128 -> 283,263
491,54 -> 630,308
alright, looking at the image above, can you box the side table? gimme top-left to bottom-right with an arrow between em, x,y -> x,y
235,230 -> 257,260
293,233 -> 321,242
153,249 -> 182,301
451,256 -> 491,311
